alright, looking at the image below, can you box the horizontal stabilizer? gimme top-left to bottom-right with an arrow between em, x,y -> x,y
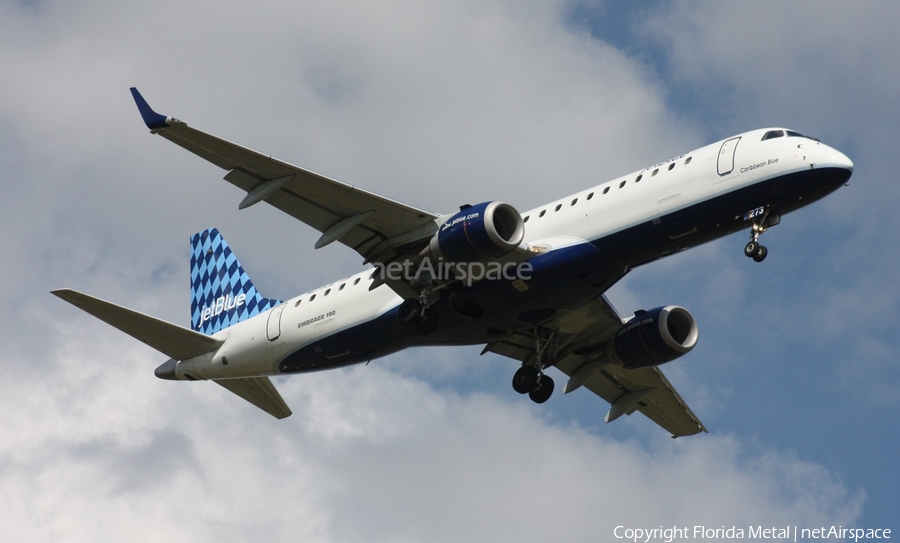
52,288 -> 223,360
214,377 -> 292,419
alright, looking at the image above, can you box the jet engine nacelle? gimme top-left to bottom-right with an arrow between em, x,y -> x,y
610,306 -> 699,369
428,201 -> 525,263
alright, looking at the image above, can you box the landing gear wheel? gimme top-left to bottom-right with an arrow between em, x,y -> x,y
744,241 -> 759,258
744,240 -> 768,262
529,375 -> 555,404
512,366 -> 539,394
397,299 -> 422,326
753,245 -> 768,262
414,307 -> 439,336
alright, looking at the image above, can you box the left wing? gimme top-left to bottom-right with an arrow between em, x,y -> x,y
130,88 -> 439,296
487,295 -> 707,438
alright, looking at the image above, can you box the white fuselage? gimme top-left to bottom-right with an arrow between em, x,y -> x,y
173,128 -> 853,381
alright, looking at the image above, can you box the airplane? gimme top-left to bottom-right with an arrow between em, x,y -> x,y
52,88 -> 854,437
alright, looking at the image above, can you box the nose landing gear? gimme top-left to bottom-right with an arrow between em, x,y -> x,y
744,226 -> 768,263
742,208 -> 780,263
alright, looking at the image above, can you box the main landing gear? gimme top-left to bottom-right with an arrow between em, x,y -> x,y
744,228 -> 768,263
511,328 -> 557,404
397,293 -> 440,336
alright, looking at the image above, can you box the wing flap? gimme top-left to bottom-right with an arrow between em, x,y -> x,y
52,288 -> 222,360
631,367 -> 707,437
214,377 -> 292,419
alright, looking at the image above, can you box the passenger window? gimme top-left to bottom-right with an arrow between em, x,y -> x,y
636,174 -> 643,182
523,215 -> 530,223
324,288 -> 331,296
603,187 -> 610,194
539,210 -> 546,218
310,294 -> 316,301
339,283 -> 345,290
668,163 -> 675,171
587,192 -> 594,200
295,299 -> 302,307
571,198 -> 577,206
619,181 -> 626,188
354,278 -> 360,285
685,156 -> 692,165
554,204 -> 562,212
651,168 -> 659,177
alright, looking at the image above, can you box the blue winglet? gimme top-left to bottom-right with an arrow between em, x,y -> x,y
130,87 -> 169,130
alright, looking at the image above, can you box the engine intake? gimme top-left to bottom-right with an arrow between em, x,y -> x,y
428,201 -> 525,263
610,306 -> 699,369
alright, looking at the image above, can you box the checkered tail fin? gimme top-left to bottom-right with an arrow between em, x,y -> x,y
190,228 -> 282,335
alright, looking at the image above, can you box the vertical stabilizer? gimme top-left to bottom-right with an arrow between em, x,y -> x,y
190,228 -> 282,335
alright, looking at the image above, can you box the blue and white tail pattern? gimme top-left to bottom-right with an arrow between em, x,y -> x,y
190,228 -> 282,335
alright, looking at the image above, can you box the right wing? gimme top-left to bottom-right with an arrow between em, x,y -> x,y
130,88 -> 440,296
487,294 -> 707,438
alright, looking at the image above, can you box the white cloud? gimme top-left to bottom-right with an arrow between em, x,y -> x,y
642,2 -> 900,132
0,344 -> 864,542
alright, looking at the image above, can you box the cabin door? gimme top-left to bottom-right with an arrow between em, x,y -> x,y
717,136 -> 741,177
267,303 -> 285,341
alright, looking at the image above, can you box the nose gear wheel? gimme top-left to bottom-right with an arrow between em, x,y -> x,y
744,239 -> 768,262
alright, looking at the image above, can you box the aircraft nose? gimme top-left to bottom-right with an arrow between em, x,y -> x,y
828,146 -> 854,173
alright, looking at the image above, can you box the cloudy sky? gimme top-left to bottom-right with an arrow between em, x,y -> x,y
2,0 -> 897,540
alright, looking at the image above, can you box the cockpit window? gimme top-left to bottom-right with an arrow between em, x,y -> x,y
786,130 -> 821,141
763,129 -> 820,142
